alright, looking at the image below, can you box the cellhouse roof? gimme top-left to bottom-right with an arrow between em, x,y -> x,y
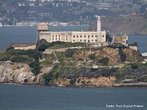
48,25 -> 89,32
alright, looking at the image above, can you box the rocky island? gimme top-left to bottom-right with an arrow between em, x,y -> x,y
0,40 -> 147,87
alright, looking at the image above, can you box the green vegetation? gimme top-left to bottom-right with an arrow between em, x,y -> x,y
96,57 -> 109,66
88,54 -> 96,60
65,49 -> 77,57
43,65 -> 60,85
119,47 -> 126,62
10,55 -> 34,63
36,40 -> 85,51
36,39 -> 51,52
29,61 -> 40,75
131,63 -> 138,69
115,68 -> 125,82
0,47 -> 42,75
109,43 -> 127,49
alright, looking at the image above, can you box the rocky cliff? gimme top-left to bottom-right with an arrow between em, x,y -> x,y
0,61 -> 116,87
0,61 -> 36,84
51,76 -> 116,87
74,46 -> 143,65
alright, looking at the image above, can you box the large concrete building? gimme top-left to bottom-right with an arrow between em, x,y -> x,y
37,16 -> 108,46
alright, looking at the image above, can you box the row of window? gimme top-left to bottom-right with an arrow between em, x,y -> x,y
51,34 -> 105,38
73,35 -> 98,38
52,35 -> 68,37
73,39 -> 97,42
52,37 -> 69,41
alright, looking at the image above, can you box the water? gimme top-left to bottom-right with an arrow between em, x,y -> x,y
0,84 -> 146,110
0,27 -> 147,52
128,35 -> 147,53
0,27 -> 37,50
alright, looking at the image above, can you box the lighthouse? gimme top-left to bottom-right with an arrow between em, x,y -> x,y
97,16 -> 101,35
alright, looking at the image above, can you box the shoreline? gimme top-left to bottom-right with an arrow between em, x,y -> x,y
1,82 -> 147,88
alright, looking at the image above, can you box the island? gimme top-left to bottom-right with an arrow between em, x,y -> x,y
0,17 -> 147,87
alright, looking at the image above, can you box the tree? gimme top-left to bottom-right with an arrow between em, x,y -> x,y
98,57 -> 109,65
10,55 -> 34,63
65,49 -> 76,57
6,46 -> 14,52
36,39 -> 51,52
89,54 -> 96,60
29,61 -> 40,75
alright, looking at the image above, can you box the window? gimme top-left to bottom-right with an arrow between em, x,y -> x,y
80,35 -> 82,38
95,40 -> 97,42
102,35 -> 104,37
88,35 -> 90,38
92,35 -> 93,38
95,35 -> 97,38
77,35 -> 78,38
84,35 -> 86,38
73,35 -> 75,38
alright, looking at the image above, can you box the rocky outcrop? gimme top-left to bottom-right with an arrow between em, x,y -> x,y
0,61 -> 36,84
124,48 -> 143,62
51,76 -> 116,87
74,47 -> 143,65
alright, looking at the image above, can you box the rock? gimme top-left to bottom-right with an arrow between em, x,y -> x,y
0,61 -> 36,84
51,76 -> 116,87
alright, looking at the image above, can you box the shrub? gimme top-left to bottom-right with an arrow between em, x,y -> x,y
10,55 -> 34,63
116,72 -> 125,82
0,52 -> 9,61
119,48 -> 126,62
65,49 -> 76,57
6,46 -> 14,52
36,39 -> 51,52
98,57 -> 109,65
131,63 -> 138,69
5,49 -> 42,62
88,54 -> 96,60
29,61 -> 40,75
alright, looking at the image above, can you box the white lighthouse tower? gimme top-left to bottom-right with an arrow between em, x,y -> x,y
95,15 -> 102,43
96,16 -> 101,34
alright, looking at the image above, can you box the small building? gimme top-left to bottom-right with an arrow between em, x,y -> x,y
112,34 -> 128,46
11,43 -> 36,50
128,42 -> 138,51
142,52 -> 147,63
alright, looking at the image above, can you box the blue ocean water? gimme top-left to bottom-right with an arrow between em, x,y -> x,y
0,27 -> 147,52
0,26 -> 37,50
0,84 -> 146,110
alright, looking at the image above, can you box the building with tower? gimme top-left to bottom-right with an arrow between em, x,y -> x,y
37,16 -> 108,46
